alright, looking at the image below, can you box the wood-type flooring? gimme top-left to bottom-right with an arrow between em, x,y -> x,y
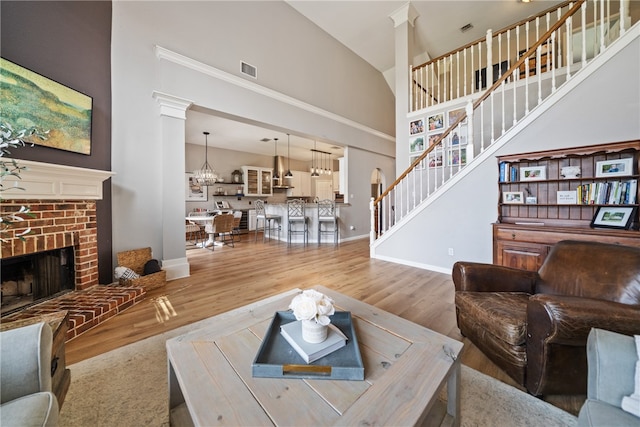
65,236 -> 584,415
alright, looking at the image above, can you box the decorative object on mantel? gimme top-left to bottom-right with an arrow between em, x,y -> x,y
289,289 -> 335,343
193,131 -> 218,186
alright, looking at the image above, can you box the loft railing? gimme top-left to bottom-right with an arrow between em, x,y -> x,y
410,0 -> 629,111
372,0 -> 635,243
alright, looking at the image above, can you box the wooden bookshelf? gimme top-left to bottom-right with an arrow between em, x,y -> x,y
494,140 -> 640,271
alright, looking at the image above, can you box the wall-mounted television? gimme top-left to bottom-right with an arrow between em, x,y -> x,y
0,58 -> 93,155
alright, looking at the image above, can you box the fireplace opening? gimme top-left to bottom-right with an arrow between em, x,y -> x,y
1,246 -> 75,316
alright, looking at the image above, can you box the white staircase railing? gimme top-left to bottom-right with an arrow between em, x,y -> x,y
372,0 -> 636,244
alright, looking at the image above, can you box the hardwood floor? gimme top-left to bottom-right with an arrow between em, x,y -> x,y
65,236 -> 584,415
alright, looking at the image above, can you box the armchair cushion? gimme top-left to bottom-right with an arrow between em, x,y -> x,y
0,322 -> 52,403
0,322 -> 59,427
1,392 -> 59,427
578,328 -> 640,427
455,292 -> 529,345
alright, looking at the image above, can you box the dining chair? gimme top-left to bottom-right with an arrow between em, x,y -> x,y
232,210 -> 243,242
205,213 -> 235,250
317,199 -> 338,245
287,198 -> 309,245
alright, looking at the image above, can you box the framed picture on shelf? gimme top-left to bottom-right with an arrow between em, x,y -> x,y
410,119 -> 425,135
595,158 -> 633,178
557,190 -> 578,205
428,113 -> 444,131
428,133 -> 444,148
448,147 -> 467,166
590,206 -> 637,229
502,191 -> 524,204
520,166 -> 546,181
186,173 -> 208,201
409,135 -> 425,153
447,107 -> 467,126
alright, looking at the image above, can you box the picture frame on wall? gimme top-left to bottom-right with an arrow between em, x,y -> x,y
448,147 -> 467,166
449,125 -> 467,146
409,155 -> 426,170
186,173 -> 208,201
428,113 -> 444,131
428,151 -> 443,169
409,136 -> 425,153
0,58 -> 93,155
595,158 -> 634,178
447,107 -> 467,126
520,166 -> 546,181
502,191 -> 524,204
590,206 -> 636,229
410,119 -> 425,135
428,133 -> 444,148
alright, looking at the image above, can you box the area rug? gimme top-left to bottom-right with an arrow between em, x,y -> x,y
60,316 -> 577,427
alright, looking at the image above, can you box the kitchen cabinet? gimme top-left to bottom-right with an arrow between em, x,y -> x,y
287,171 -> 311,197
242,166 -> 273,197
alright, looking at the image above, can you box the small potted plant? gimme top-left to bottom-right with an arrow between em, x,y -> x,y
289,289 -> 335,343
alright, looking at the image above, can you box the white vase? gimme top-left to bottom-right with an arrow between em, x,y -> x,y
301,319 -> 328,343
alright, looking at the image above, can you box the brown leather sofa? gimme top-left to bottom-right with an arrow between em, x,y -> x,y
452,240 -> 640,396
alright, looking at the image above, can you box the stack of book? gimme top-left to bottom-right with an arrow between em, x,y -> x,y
280,321 -> 347,364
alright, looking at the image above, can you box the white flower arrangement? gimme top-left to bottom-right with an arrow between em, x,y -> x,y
289,289 -> 335,326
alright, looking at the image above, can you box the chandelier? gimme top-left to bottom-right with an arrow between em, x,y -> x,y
193,131 -> 218,186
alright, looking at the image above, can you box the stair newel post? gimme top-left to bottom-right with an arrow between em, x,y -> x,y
465,100 -> 474,162
369,197 -> 376,251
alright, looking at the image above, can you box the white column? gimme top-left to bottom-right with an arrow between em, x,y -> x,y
153,91 -> 193,280
389,2 -> 419,174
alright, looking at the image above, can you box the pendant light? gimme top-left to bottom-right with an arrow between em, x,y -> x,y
285,133 -> 293,178
311,140 -> 319,177
273,138 -> 280,182
193,131 -> 218,186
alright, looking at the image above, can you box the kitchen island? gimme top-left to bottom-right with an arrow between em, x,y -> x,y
263,202 -> 342,244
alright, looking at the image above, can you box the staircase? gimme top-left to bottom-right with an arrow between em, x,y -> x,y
370,0 -> 640,271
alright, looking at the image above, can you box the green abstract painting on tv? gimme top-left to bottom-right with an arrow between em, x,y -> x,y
0,58 -> 92,155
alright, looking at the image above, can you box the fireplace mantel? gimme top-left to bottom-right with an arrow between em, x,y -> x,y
2,159 -> 113,200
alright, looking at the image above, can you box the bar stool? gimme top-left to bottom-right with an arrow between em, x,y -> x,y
317,199 -> 338,245
287,198 -> 308,245
255,200 -> 280,242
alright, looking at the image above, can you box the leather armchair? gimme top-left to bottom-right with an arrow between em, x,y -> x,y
452,240 -> 640,396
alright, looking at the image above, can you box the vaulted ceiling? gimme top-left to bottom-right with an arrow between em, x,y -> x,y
188,0 -> 565,161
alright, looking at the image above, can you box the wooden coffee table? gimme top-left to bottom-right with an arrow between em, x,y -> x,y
167,286 -> 463,426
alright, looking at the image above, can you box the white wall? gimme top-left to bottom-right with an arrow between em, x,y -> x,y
111,1 -> 396,267
375,31 -> 640,272
342,146 -> 396,240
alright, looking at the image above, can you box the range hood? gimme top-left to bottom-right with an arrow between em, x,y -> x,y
272,156 -> 292,189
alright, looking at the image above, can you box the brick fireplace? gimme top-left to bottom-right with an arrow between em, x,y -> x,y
1,199 -> 99,291
0,160 -> 146,341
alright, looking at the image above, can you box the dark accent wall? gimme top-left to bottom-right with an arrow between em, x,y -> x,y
1,1 -> 113,284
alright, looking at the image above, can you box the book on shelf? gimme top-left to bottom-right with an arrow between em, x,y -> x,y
577,179 -> 637,205
280,321 -> 347,364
